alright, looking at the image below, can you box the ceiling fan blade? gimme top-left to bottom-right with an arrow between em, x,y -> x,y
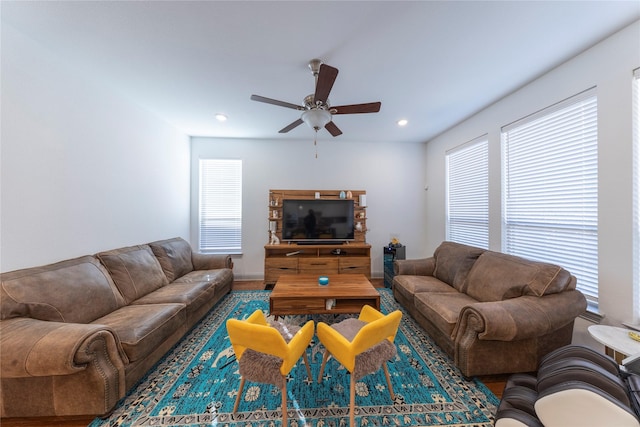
251,94 -> 304,110
331,102 -> 382,115
325,121 -> 342,137
279,118 -> 304,133
314,64 -> 339,105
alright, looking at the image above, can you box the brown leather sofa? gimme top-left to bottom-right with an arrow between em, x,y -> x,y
0,237 -> 233,418
393,241 -> 587,377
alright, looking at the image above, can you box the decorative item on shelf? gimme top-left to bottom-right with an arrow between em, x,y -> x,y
339,190 -> 346,199
388,235 -> 402,248
272,210 -> 278,219
355,222 -> 363,232
318,276 -> 329,286
346,190 -> 352,199
269,230 -> 280,245
359,211 -> 366,219
315,191 -> 320,199
359,194 -> 367,207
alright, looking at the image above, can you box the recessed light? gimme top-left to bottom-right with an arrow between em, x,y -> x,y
397,119 -> 408,127
215,113 -> 228,122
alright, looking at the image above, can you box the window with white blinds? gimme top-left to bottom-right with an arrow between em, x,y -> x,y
502,88 -> 598,306
446,136 -> 489,249
633,68 -> 640,320
198,159 -> 242,254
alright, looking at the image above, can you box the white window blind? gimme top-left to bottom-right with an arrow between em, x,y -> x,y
198,159 -> 242,254
446,136 -> 489,248
633,68 -> 640,320
502,88 -> 598,304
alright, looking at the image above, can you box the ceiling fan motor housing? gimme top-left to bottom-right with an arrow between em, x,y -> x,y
304,94 -> 329,109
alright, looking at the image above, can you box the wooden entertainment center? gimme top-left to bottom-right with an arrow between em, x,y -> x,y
264,189 -> 371,286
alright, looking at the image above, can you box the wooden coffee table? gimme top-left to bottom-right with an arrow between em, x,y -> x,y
269,274 -> 380,317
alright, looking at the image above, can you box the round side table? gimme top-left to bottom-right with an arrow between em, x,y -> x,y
588,325 -> 640,363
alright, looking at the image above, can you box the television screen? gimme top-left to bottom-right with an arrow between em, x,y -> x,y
282,199 -> 354,242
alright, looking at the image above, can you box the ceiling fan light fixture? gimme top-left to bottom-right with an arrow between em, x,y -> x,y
302,109 -> 331,131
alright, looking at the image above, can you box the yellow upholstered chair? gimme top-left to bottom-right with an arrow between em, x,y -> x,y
316,305 -> 402,427
226,309 -> 314,425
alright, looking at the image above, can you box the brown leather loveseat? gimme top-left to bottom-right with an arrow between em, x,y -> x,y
393,241 -> 587,377
0,237 -> 233,418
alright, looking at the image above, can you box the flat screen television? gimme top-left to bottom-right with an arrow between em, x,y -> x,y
281,199 -> 354,243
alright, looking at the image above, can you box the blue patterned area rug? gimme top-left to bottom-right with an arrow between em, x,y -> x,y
90,289 -> 498,426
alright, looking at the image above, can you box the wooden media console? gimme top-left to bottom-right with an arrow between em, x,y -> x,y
264,189 -> 371,286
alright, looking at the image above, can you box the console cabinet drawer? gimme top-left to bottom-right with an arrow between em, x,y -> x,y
339,257 -> 371,276
299,258 -> 339,273
265,257 -> 298,283
266,257 -> 298,270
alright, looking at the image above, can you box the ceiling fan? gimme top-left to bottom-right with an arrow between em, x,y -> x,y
250,59 -> 381,137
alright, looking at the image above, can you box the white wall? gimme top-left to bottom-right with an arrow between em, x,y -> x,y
424,21 -> 640,346
191,137 -> 427,279
0,24 -> 191,272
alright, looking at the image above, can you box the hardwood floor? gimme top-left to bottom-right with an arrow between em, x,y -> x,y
1,279 -> 505,427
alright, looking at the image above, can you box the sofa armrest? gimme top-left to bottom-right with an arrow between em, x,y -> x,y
191,252 -> 233,270
454,290 -> 587,342
393,257 -> 435,276
1,317 -> 127,378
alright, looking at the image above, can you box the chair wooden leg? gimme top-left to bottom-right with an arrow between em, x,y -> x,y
233,376 -> 245,413
302,350 -> 312,381
317,350 -> 330,383
281,377 -> 287,426
350,373 -> 355,427
383,363 -> 395,400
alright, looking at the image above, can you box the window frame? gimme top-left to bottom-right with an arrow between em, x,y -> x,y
633,68 -> 640,322
501,87 -> 599,309
445,135 -> 489,249
197,158 -> 243,254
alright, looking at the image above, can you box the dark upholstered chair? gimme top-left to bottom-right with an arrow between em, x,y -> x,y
495,345 -> 640,427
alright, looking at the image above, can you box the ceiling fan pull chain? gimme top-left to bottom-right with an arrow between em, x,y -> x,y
314,130 -> 318,158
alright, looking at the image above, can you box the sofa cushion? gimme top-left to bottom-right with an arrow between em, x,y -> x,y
393,275 -> 457,302
149,237 -> 194,282
132,280 -> 216,311
414,292 -> 478,338
92,303 -> 186,362
131,270 -> 232,315
433,241 -> 486,292
465,251 -> 574,302
97,245 -> 169,304
0,256 -> 125,323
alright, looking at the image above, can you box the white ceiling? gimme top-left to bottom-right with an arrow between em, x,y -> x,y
2,1 -> 639,143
